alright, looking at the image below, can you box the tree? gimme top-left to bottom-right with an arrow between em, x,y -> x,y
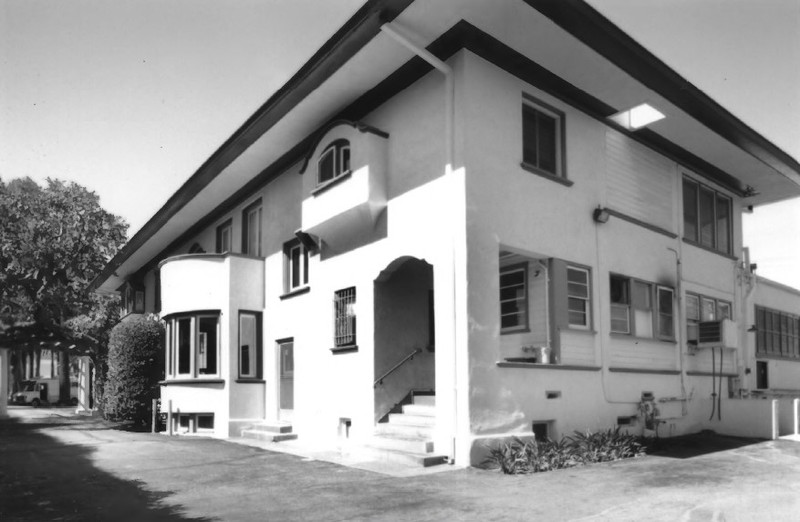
0,177 -> 128,401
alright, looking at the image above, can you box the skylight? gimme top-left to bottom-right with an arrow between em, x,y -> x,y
609,103 -> 665,130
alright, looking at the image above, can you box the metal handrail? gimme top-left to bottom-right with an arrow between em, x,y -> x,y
374,348 -> 422,388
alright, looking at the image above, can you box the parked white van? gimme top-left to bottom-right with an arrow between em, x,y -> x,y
11,379 -> 79,407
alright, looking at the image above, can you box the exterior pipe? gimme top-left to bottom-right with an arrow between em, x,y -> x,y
380,21 -> 458,464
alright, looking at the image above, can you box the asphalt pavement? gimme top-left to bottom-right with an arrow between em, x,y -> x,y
2,405 -> 800,521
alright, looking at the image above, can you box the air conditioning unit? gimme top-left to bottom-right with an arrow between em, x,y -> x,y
697,319 -> 738,349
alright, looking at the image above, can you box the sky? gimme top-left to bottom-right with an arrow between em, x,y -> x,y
2,0 -> 799,285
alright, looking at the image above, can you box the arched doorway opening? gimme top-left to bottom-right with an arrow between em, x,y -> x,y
373,257 -> 435,423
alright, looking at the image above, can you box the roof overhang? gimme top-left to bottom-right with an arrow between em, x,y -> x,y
90,0 -> 800,293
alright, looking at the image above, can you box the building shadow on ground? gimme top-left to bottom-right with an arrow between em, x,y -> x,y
0,416 -> 214,522
646,431 -> 763,459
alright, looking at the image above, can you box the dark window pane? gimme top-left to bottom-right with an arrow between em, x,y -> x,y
537,112 -> 557,174
522,106 -> 538,166
683,179 -> 698,242
198,317 -> 217,374
319,148 -> 335,183
178,318 -> 191,375
341,146 -> 350,173
610,276 -> 629,304
699,187 -> 715,248
290,247 -> 301,288
716,194 -> 731,254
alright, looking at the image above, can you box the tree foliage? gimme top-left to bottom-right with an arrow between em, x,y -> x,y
103,316 -> 164,426
0,177 -> 128,400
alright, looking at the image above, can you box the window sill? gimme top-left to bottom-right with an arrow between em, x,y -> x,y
497,361 -> 601,371
160,379 -> 225,385
330,344 -> 358,354
520,162 -> 573,187
610,333 -> 677,344
608,367 -> 681,375
312,170 -> 352,197
280,286 -> 311,300
235,378 -> 266,384
560,327 -> 597,336
681,238 -> 737,261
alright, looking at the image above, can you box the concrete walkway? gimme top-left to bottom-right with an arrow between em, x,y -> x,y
2,406 -> 800,521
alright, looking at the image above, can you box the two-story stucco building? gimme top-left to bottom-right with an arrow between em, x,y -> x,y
90,0 -> 800,466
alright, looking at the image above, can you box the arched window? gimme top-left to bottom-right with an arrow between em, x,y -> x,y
317,139 -> 350,185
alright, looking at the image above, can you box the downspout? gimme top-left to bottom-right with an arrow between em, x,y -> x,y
668,247 -> 689,416
380,22 -> 459,464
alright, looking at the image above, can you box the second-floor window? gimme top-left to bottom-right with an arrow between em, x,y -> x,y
318,139 -> 350,185
685,293 -> 731,344
242,199 -> 262,257
522,96 -> 566,180
610,275 -> 674,340
682,177 -> 732,255
216,219 -> 232,254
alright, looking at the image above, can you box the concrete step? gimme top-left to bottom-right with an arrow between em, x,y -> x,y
245,422 -> 293,434
368,434 -> 435,454
412,394 -> 435,407
374,422 -> 434,439
388,413 -> 436,427
401,404 -> 436,417
240,429 -> 298,442
353,445 -> 448,468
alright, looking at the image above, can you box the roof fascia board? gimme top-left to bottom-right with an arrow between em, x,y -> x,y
87,0 -> 415,292
524,0 -> 800,186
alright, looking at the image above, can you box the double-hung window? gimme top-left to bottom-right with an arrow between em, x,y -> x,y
242,199 -> 262,257
611,275 -> 675,340
521,96 -> 566,181
567,266 -> 590,329
500,264 -> 528,332
166,312 -> 220,379
283,239 -> 309,292
686,293 -> 732,344
682,177 -> 732,255
333,287 -> 357,348
318,139 -> 351,185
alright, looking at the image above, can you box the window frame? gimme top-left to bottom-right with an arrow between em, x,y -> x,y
317,139 -> 351,186
682,176 -> 733,255
610,274 -> 675,341
216,218 -> 233,254
499,262 -> 529,333
521,94 -> 567,183
283,239 -> 309,293
755,305 -> 800,360
333,287 -> 357,349
238,311 -> 263,380
241,199 -> 262,257
566,266 -> 591,330
165,311 -> 221,380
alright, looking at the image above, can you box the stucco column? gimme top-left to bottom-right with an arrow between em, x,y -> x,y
0,348 -> 9,418
75,355 -> 92,414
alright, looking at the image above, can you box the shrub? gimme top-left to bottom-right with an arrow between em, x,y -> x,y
103,315 -> 164,426
483,428 -> 646,475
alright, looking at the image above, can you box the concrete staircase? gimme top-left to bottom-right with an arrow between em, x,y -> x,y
367,394 -> 448,467
240,421 -> 298,442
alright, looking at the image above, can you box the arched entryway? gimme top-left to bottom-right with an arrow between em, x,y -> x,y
373,257 -> 435,423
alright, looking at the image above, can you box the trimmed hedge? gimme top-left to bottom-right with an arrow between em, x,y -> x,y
103,315 -> 164,426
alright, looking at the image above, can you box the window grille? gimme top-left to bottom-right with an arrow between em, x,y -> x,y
334,287 -> 356,347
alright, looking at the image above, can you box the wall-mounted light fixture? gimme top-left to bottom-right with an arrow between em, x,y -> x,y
593,207 -> 610,224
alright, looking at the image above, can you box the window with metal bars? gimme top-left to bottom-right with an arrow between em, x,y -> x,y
333,287 -> 356,348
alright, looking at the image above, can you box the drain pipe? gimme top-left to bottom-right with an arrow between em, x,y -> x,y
380,21 -> 458,464
668,247 -> 689,416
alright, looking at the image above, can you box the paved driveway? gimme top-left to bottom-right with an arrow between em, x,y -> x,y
2,406 -> 800,521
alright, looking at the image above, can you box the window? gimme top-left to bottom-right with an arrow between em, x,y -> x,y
522,98 -> 565,179
567,267 -> 590,329
500,264 -> 528,332
242,200 -> 262,257
754,306 -> 800,359
686,293 -> 732,344
611,275 -> 674,340
318,139 -> 350,185
238,312 -> 262,379
283,239 -> 309,292
166,312 -> 220,379
682,177 -> 732,254
333,287 -> 357,348
216,219 -> 232,254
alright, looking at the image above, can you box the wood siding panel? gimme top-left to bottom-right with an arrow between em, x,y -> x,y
686,348 -> 737,374
560,331 -> 597,366
609,338 -> 677,370
605,129 -> 674,231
